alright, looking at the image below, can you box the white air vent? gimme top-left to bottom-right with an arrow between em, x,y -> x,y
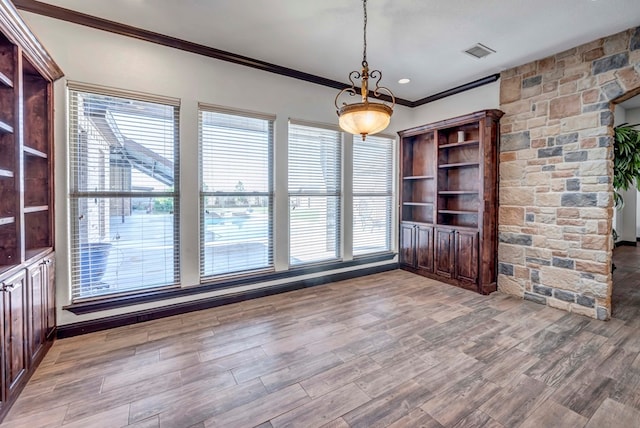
464,43 -> 496,59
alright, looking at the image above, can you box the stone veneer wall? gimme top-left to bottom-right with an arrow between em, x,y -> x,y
497,26 -> 640,320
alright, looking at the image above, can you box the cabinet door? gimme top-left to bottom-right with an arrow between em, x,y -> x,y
44,254 -> 55,338
434,228 -> 455,278
416,225 -> 434,272
26,261 -> 46,365
456,230 -> 479,284
399,223 -> 415,267
1,270 -> 28,399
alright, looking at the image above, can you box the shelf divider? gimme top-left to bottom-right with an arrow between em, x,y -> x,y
0,119 -> 14,134
0,70 -> 13,88
438,190 -> 479,195
24,205 -> 49,214
439,140 -> 479,149
0,216 -> 15,226
438,209 -> 478,215
23,146 -> 48,158
403,175 -> 435,180
403,202 -> 433,207
439,161 -> 479,169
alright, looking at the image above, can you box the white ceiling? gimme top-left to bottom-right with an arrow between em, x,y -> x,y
35,0 -> 640,102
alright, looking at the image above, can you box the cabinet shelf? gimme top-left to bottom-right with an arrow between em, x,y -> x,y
0,216 -> 15,226
0,168 -> 14,178
439,162 -> 479,169
403,175 -> 434,180
24,205 -> 48,214
438,210 -> 478,215
439,140 -> 479,149
0,119 -> 13,134
438,191 -> 479,195
403,202 -> 433,207
0,70 -> 13,88
23,146 -> 47,159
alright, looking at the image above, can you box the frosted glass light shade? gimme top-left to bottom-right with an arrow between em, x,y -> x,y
338,102 -> 393,139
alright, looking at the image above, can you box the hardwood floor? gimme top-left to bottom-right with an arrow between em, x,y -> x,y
4,267 -> 640,427
612,245 -> 640,325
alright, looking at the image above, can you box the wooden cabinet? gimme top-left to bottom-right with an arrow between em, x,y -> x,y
398,110 -> 502,294
399,223 -> 415,267
434,227 -> 455,279
400,223 -> 434,273
415,224 -> 433,273
1,269 -> 28,402
0,0 -> 62,422
455,229 -> 479,285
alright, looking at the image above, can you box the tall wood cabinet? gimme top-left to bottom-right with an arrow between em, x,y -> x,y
398,110 -> 502,294
0,0 -> 62,421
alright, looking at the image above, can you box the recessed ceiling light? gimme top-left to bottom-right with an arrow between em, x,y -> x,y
398,78 -> 411,84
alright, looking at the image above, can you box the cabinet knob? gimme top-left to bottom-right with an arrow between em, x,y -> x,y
1,282 -> 14,292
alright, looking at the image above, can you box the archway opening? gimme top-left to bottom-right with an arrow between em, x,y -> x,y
611,92 -> 640,321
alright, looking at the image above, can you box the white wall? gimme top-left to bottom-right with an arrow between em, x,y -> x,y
22,12 -> 501,325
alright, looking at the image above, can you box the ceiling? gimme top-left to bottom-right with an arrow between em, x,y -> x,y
31,0 -> 640,102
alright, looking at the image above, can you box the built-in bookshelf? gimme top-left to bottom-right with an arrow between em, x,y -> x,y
398,110 -> 503,294
0,0 -> 63,421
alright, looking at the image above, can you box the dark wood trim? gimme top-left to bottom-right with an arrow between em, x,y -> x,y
64,252 -> 397,315
58,262 -> 399,338
615,240 -> 637,247
12,0 -> 499,107
410,74 -> 501,107
0,0 -> 62,80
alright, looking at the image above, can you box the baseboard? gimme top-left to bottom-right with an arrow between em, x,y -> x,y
57,262 -> 399,338
615,240 -> 637,247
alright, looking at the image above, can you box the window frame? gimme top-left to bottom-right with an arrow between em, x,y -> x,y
352,134 -> 396,257
67,82 -> 181,302
198,104 -> 276,280
287,120 -> 343,267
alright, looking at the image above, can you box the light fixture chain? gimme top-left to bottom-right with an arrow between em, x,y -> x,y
362,0 -> 367,66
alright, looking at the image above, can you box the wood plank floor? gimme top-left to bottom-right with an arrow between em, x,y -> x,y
4,265 -> 640,428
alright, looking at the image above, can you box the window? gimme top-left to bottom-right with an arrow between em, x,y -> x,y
199,106 -> 274,278
353,135 -> 394,255
288,122 -> 342,265
68,85 -> 180,301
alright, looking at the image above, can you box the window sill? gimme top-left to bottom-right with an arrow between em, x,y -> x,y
64,252 -> 397,316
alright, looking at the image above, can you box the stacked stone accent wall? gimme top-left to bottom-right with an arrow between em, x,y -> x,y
498,26 -> 640,320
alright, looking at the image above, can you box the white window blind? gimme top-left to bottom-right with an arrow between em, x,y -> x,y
68,87 -> 180,301
353,135 -> 394,256
288,122 -> 342,265
199,106 -> 274,278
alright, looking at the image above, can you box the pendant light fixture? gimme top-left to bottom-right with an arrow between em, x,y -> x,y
335,0 -> 395,140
